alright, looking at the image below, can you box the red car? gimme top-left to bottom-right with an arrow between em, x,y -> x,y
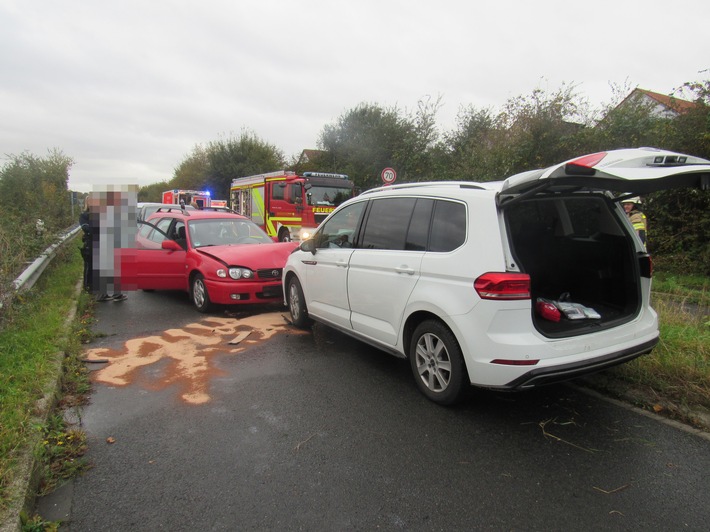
122,209 -> 298,312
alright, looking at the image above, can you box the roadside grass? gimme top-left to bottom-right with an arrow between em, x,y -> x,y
0,246 -> 91,516
602,273 -> 710,419
652,272 -> 710,308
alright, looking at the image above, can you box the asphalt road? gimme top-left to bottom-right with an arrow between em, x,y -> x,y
38,289 -> 710,531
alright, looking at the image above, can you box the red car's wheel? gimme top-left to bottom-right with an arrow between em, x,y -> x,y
191,273 -> 212,313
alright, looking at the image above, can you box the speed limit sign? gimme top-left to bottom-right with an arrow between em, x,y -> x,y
381,167 -> 397,185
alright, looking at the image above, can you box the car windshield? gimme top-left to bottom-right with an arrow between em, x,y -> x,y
188,219 -> 273,247
307,186 -> 352,207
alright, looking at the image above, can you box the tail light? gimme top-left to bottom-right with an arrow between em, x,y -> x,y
474,273 -> 531,300
565,151 -> 608,176
568,152 -> 608,168
639,254 -> 653,278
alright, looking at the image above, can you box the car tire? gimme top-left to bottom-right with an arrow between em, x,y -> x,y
409,319 -> 467,405
287,276 -> 311,328
191,273 -> 212,313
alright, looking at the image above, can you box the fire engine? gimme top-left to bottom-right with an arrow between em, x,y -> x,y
162,189 -> 211,209
230,171 -> 354,241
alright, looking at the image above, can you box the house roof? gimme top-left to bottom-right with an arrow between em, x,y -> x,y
629,88 -> 699,114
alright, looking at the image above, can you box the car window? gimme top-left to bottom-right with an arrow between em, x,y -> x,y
148,218 -> 173,244
429,200 -> 466,252
314,202 -> 366,249
272,184 -> 285,201
360,198 -> 417,250
405,198 -> 434,251
138,221 -> 153,238
188,218 -> 273,247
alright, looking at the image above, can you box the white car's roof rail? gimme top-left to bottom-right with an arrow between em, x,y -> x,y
360,181 -> 487,196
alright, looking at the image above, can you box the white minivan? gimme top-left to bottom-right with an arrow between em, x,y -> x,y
283,148 -> 710,404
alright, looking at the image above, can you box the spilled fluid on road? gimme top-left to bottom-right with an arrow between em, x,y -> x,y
83,312 -> 306,405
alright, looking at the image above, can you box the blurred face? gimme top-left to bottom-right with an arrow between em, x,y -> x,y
623,202 -> 634,213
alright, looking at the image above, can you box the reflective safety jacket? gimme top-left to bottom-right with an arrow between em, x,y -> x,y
628,210 -> 647,245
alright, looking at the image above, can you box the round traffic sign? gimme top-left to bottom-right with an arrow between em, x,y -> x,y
381,167 -> 397,185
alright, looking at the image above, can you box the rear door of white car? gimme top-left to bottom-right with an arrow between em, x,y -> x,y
347,197 -> 429,346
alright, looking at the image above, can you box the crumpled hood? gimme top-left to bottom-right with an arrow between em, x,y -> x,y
197,241 -> 298,268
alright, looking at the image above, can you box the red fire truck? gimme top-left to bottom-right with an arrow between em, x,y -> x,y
162,189 -> 212,209
229,171 -> 354,241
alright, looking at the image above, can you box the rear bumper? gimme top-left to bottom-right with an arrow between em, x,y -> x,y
497,337 -> 658,390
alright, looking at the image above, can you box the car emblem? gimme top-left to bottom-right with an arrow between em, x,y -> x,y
272,270 -> 279,277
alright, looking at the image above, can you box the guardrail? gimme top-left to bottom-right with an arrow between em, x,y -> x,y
9,225 -> 81,298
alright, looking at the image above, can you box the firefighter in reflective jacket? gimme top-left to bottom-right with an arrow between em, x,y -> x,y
622,197 -> 647,245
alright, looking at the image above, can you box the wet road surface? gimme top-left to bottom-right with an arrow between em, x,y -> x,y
39,290 -> 710,530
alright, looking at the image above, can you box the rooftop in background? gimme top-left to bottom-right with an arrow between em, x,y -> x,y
615,88 -> 700,119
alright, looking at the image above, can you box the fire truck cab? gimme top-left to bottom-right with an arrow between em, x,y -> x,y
230,171 -> 354,241
162,189 -> 211,209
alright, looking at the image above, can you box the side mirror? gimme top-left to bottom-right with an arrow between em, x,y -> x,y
162,239 -> 183,251
300,238 -> 316,255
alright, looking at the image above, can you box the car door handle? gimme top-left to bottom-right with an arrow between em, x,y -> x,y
395,266 -> 415,275
336,260 -> 349,268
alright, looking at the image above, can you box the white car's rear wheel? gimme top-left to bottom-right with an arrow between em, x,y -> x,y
409,319 -> 467,405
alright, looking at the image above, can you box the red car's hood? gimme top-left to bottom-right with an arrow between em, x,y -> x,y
196,241 -> 298,268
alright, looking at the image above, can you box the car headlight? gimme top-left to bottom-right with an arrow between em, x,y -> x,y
229,267 -> 253,279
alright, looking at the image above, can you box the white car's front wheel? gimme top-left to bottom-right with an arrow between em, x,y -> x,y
287,277 -> 310,328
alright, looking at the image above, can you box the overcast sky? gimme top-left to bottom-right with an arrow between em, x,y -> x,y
1,0 -> 708,192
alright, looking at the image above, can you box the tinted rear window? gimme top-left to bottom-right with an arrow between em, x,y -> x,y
430,201 -> 466,252
360,198 -> 417,250
358,197 -> 465,252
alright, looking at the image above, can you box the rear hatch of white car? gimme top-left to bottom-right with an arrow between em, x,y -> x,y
498,148 -> 710,338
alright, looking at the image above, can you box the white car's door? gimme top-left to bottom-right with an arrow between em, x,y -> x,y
348,248 -> 423,346
302,201 -> 366,330
347,197 -> 439,347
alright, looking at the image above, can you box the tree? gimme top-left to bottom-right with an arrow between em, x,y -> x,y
0,150 -> 74,295
642,78 -> 710,274
318,98 -> 442,190
0,149 -> 74,229
443,106 -> 500,181
137,180 -> 171,202
172,145 -> 209,191
203,132 -> 285,200
442,84 -> 592,181
171,132 -> 284,200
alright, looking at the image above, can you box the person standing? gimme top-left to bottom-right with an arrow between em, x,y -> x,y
79,199 -> 95,292
622,197 -> 647,246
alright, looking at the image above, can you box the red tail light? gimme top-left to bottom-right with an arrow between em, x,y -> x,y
568,152 -> 607,168
565,152 -> 608,176
474,273 -> 531,300
639,254 -> 653,278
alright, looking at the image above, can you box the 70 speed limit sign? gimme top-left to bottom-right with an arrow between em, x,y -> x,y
381,167 -> 397,185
